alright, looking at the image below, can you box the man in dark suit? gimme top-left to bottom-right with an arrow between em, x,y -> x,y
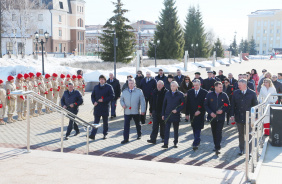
162,81 -> 185,148
155,69 -> 167,82
147,80 -> 168,144
230,79 -> 258,156
204,81 -> 230,154
107,73 -> 121,118
233,74 -> 243,90
217,70 -> 226,82
61,82 -> 84,140
194,72 -> 203,85
213,71 -> 221,81
242,74 -> 255,91
140,71 -> 157,124
228,73 -> 238,86
202,71 -> 216,92
174,69 -> 184,86
89,75 -> 115,140
186,79 -> 208,150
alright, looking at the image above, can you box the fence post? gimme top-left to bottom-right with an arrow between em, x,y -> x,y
86,125 -> 90,155
60,113 -> 64,153
245,111 -> 250,182
27,94 -> 31,153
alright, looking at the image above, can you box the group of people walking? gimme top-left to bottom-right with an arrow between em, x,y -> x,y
2,67 -> 280,156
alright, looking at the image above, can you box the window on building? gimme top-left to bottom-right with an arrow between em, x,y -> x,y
59,30 -> 62,37
263,51 -> 265,54
6,42 -> 13,53
263,29 -> 267,34
39,29 -> 43,35
77,6 -> 79,12
12,29 -> 17,34
59,15 -> 62,22
80,6 -> 81,12
38,14 -> 43,21
277,29 -> 280,34
59,43 -> 62,52
263,43 -> 266,47
270,29 -> 273,33
270,37 -> 273,40
59,2 -> 64,9
12,14 -> 16,21
77,18 -> 83,27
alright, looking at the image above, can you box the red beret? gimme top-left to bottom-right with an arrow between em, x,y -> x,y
24,73 -> 30,79
17,73 -> 23,79
66,74 -> 71,78
0,79 -> 3,84
36,72 -> 42,77
7,75 -> 14,81
77,75 -> 82,79
60,74 -> 65,78
45,74 -> 51,79
72,75 -> 77,79
29,72 -> 35,78
52,73 -> 58,78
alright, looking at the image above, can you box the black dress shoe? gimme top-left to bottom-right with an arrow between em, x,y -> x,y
74,132 -> 80,136
113,115 -> 116,117
162,145 -> 168,149
110,116 -> 114,119
147,140 -> 156,144
141,122 -> 145,125
89,135 -> 95,140
193,146 -> 198,151
238,150 -> 244,156
174,144 -> 178,148
103,135 -> 107,139
215,150 -> 221,155
121,140 -> 129,144
137,136 -> 141,140
64,137 -> 69,140
162,139 -> 164,143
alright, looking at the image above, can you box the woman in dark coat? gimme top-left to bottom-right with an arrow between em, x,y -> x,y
179,76 -> 193,121
135,71 -> 144,88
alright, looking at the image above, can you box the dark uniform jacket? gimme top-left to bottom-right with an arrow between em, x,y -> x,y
174,75 -> 185,86
152,87 -> 168,114
61,90 -> 83,114
202,78 -> 216,92
107,78 -> 121,100
217,75 -> 227,82
135,75 -> 144,88
162,90 -> 185,122
204,91 -> 230,121
273,80 -> 282,102
230,89 -> 258,124
155,74 -> 167,83
91,83 -> 115,116
140,77 -> 157,100
186,88 -> 208,129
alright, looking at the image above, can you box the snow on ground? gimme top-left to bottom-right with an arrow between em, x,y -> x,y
0,56 -> 242,83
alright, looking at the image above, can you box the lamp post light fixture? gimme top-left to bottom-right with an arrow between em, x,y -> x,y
191,43 -> 198,63
34,31 -> 49,75
151,40 -> 160,67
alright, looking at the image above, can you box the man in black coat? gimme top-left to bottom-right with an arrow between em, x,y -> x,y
272,75 -> 282,103
223,79 -> 234,125
242,74 -> 255,91
61,82 -> 84,140
217,70 -> 227,82
89,75 -> 115,140
230,79 -> 258,156
194,72 -> 203,85
228,73 -> 238,86
174,69 -> 185,86
202,71 -> 216,92
135,70 -> 144,88
233,74 -> 243,90
155,69 -> 167,82
140,71 -> 157,124
162,81 -> 185,148
164,74 -> 174,91
107,73 -> 121,118
185,79 -> 208,150
147,80 -> 168,144
204,81 -> 230,154
213,71 -> 221,81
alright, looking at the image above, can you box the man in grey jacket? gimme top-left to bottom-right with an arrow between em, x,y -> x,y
120,78 -> 146,144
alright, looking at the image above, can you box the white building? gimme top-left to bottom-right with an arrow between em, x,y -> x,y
248,9 -> 282,55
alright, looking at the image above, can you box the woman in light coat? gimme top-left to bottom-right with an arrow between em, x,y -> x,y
258,78 -> 277,135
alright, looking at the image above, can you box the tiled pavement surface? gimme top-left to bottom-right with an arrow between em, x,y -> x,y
0,92 -> 246,172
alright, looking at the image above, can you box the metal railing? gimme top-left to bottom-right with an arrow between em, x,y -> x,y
10,90 -> 100,155
245,93 -> 282,183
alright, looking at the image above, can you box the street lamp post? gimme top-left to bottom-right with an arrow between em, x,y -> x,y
151,40 -> 160,67
34,31 -> 49,75
96,44 -> 100,59
191,43 -> 198,63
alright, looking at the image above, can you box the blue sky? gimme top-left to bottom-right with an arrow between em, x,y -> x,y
85,0 -> 281,45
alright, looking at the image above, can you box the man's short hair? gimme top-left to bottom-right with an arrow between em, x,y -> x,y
168,74 -> 174,79
219,70 -> 223,73
238,79 -> 247,85
213,71 -> 216,75
278,73 -> 282,77
146,71 -> 151,75
192,79 -> 201,85
170,81 -> 179,87
159,69 -> 163,71
128,78 -> 136,83
127,75 -> 133,78
99,75 -> 107,81
177,69 -> 181,72
68,82 -> 74,86
214,81 -> 222,87
224,78 -> 230,83
262,69 -> 267,72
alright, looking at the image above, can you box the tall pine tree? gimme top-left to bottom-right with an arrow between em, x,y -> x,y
249,36 -> 257,55
148,0 -> 184,59
211,38 -> 224,57
228,35 -> 238,56
184,5 -> 210,58
100,0 -> 135,63
238,38 -> 244,53
242,40 -> 249,53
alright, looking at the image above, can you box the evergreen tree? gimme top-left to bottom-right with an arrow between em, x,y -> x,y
242,39 -> 249,53
100,0 -> 135,63
228,35 -> 238,56
249,36 -> 257,55
148,0 -> 184,59
238,38 -> 244,54
211,38 -> 224,58
184,5 -> 210,58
